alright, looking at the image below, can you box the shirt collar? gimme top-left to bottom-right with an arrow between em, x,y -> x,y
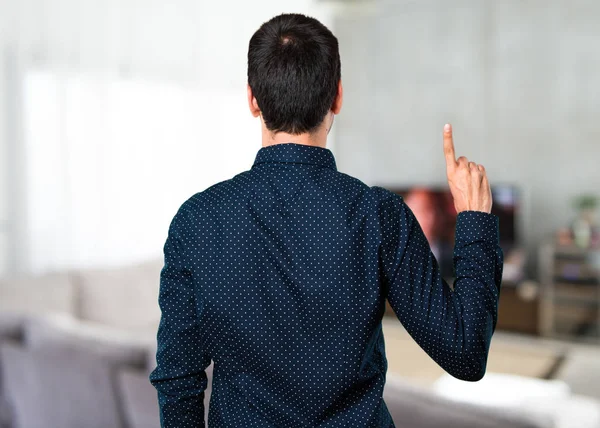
252,142 -> 337,171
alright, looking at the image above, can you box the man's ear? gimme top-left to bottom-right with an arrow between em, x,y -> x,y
247,84 -> 261,118
332,80 -> 343,115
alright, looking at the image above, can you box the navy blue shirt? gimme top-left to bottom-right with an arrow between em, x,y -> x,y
149,142 -> 503,427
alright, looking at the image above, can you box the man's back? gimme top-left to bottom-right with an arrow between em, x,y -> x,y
149,142 -> 503,427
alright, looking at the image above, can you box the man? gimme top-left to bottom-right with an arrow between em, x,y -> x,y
149,12 -> 503,428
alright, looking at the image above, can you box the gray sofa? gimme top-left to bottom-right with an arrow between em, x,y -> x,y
0,260 -> 554,428
0,259 -> 163,428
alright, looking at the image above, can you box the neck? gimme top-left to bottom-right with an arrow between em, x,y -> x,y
260,117 -> 330,149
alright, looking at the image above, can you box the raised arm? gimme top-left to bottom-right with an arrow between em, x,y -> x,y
149,201 -> 211,426
379,124 -> 503,381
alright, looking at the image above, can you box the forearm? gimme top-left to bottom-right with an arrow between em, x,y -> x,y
385,205 -> 503,381
150,368 -> 208,427
149,311 -> 210,426
149,271 -> 211,427
453,211 -> 503,377
149,200 -> 211,427
435,211 -> 503,380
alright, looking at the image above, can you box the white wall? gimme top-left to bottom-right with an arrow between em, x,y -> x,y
1,0 -> 337,275
333,0 -> 600,277
21,71 -> 262,271
0,51 -> 7,276
5,0 -> 598,278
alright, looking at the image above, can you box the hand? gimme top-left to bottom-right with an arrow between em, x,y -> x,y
443,123 -> 492,214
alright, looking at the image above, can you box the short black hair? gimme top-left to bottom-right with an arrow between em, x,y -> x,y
247,13 -> 341,135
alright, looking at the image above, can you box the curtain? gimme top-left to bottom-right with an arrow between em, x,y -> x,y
0,0 -> 335,275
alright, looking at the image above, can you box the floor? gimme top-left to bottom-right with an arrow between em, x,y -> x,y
381,316 -> 600,399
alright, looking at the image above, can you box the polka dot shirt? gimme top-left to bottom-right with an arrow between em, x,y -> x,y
149,142 -> 504,427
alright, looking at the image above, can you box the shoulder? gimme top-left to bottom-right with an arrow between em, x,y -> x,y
169,171 -> 255,229
330,171 -> 401,204
189,169 -> 261,207
176,170 -> 250,212
368,185 -> 406,219
369,185 -> 404,205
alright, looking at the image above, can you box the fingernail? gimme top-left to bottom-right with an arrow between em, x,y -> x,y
444,124 -> 451,132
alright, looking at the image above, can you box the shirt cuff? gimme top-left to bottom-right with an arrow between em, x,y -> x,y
455,210 -> 500,245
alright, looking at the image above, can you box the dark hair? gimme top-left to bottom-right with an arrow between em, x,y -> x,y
247,13 -> 341,135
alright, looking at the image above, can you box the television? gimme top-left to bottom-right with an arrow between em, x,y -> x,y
388,185 -> 521,283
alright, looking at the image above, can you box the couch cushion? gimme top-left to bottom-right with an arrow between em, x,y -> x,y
383,374 -> 553,428
73,258 -> 163,330
0,313 -> 26,342
0,271 -> 76,316
1,341 -> 126,428
546,394 -> 600,428
432,371 -> 599,428
0,314 -> 33,428
3,314 -> 156,428
433,371 -> 571,407
0,338 -> 20,428
0,342 -> 31,428
117,368 -> 161,428
23,312 -> 151,367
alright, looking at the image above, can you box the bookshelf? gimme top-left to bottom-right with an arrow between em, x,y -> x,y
538,239 -> 600,343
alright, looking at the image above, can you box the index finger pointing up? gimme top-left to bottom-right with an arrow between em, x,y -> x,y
443,123 -> 457,171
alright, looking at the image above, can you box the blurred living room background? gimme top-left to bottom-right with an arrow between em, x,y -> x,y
1,0 -> 599,427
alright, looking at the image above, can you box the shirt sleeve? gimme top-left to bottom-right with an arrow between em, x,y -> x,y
378,191 -> 504,381
149,202 -> 211,426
